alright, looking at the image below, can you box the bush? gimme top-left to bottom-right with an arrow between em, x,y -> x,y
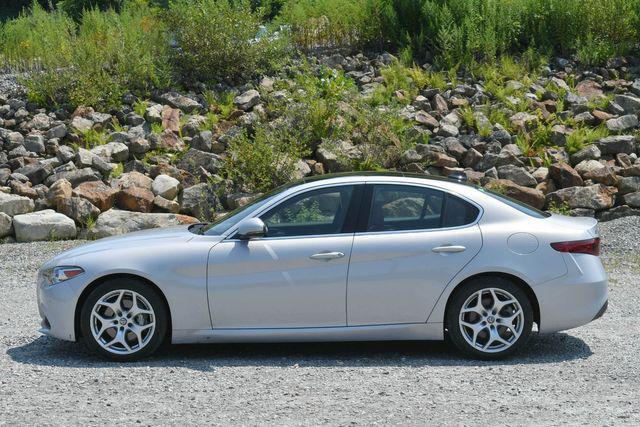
18,1 -> 171,108
57,0 -> 124,21
0,2 -> 75,71
167,0 -> 290,84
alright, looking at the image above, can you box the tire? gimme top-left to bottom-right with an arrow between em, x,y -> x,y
80,279 -> 168,361
446,276 -> 533,360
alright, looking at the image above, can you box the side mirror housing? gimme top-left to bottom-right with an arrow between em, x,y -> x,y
236,218 -> 267,240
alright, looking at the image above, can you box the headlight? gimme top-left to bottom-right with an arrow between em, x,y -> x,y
42,266 -> 85,286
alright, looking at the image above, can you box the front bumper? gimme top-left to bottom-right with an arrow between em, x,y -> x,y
36,273 -> 84,342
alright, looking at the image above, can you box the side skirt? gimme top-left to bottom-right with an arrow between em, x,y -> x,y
172,322 -> 444,344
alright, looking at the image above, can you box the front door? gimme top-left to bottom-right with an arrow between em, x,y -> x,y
208,184 -> 359,329
347,183 -> 483,326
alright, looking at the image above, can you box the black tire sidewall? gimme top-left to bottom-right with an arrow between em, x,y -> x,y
446,277 -> 534,360
80,279 -> 168,361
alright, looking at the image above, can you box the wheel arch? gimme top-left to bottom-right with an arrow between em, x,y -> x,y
74,273 -> 172,342
443,272 -> 540,330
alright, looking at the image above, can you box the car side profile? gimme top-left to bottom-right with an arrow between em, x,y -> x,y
36,173 -> 608,360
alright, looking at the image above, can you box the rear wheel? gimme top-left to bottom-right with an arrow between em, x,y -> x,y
446,277 -> 533,359
80,279 -> 168,361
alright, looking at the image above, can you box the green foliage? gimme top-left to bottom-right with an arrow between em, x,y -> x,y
223,125 -> 311,193
132,99 -> 150,117
565,127 -> 609,155
167,0 -> 290,84
1,2 -> 75,70
109,162 -> 124,178
15,1 -> 171,109
80,128 -> 108,148
547,200 -> 571,215
57,0 -> 124,21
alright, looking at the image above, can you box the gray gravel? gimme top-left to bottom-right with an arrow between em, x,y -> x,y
1,218 -> 639,426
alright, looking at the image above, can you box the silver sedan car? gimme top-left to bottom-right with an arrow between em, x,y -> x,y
37,173 -> 608,360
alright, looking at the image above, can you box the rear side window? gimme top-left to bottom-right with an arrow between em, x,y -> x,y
366,184 -> 479,232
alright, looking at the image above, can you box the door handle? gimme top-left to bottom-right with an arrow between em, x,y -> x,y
432,245 -> 466,253
309,251 -> 345,260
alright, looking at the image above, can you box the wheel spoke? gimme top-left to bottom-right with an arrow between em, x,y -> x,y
461,290 -> 484,315
459,320 -> 487,347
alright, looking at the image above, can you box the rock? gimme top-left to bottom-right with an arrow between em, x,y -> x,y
116,187 -> 155,213
152,174 -> 181,200
485,179 -> 545,209
90,142 -> 129,162
12,210 -> 76,242
177,149 -> 223,175
462,148 -> 483,169
69,116 -> 93,133
46,124 -> 67,140
622,191 -> 640,208
86,209 -> 199,239
443,137 -> 467,160
575,80 -> 603,99
47,178 -> 72,206
48,167 -> 101,187
532,167 -> 549,182
414,111 -> 438,128
57,196 -> 100,225
316,140 -> 362,172
570,145 -> 601,165
437,124 -> 459,137
73,181 -> 119,212
550,124 -> 571,146
161,105 -> 181,133
606,115 -> 638,132
158,92 -> 203,113
290,159 -> 312,181
430,94 -> 448,113
574,160 -> 604,176
157,129 -> 186,152
617,176 -> 640,194
56,145 -> 76,163
234,90 -> 260,111
90,111 -> 112,127
597,205 -> 640,221
116,171 -> 153,190
153,195 -> 180,213
144,103 -> 163,123
546,184 -> 616,210
0,192 -> 35,216
614,94 -> 640,114
0,212 -> 13,237
596,135 -> 636,154
548,162 -> 583,188
15,162 -> 54,185
9,180 -> 37,199
582,165 -> 618,186
181,183 -> 223,220
497,165 -> 537,187
129,138 -> 151,155
23,134 -> 46,154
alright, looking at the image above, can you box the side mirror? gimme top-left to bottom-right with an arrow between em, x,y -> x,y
236,218 -> 267,240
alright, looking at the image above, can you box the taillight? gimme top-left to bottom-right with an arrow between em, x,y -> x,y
551,238 -> 600,256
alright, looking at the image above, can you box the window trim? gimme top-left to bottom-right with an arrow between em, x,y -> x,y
224,183 -> 363,241
355,182 -> 483,235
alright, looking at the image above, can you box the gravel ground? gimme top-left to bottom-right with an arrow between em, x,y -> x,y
1,218 -> 639,426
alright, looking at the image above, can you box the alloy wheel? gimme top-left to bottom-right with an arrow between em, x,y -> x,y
458,287 -> 524,353
90,289 -> 156,355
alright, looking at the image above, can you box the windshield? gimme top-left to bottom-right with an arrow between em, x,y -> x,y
478,187 -> 551,219
201,182 -> 300,235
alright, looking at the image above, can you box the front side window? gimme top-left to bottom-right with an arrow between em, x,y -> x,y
366,184 -> 479,232
260,186 -> 355,237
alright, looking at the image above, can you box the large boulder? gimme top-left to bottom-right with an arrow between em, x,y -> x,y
546,184 -> 617,210
13,210 -> 76,242
152,174 -> 181,200
0,212 -> 12,238
0,192 -> 35,216
73,181 -> 119,212
57,196 -> 100,225
117,187 -> 155,213
614,94 -> 640,115
86,209 -> 199,239
606,115 -> 638,133
180,183 -> 223,221
316,140 -> 363,172
617,176 -> 640,194
596,135 -> 636,155
116,171 -> 153,190
497,165 -> 537,187
484,179 -> 545,209
548,162 -> 583,188
15,162 -> 54,185
47,179 -> 72,207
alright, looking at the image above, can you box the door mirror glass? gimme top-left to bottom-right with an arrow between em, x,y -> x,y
236,218 -> 267,239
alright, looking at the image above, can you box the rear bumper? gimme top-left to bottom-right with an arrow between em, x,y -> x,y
536,253 -> 608,333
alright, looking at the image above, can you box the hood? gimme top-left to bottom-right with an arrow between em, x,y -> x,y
47,225 -> 198,265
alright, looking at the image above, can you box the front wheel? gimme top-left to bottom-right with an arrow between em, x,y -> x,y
80,279 -> 168,361
446,277 -> 533,360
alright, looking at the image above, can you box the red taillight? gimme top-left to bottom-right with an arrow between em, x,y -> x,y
551,238 -> 600,256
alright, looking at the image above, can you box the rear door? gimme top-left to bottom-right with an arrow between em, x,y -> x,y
346,183 -> 483,326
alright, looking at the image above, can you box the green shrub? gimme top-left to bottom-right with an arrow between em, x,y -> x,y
168,0 -> 290,84
21,1 -> 171,109
57,0 -> 124,21
223,125 -> 311,193
1,2 -> 75,70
